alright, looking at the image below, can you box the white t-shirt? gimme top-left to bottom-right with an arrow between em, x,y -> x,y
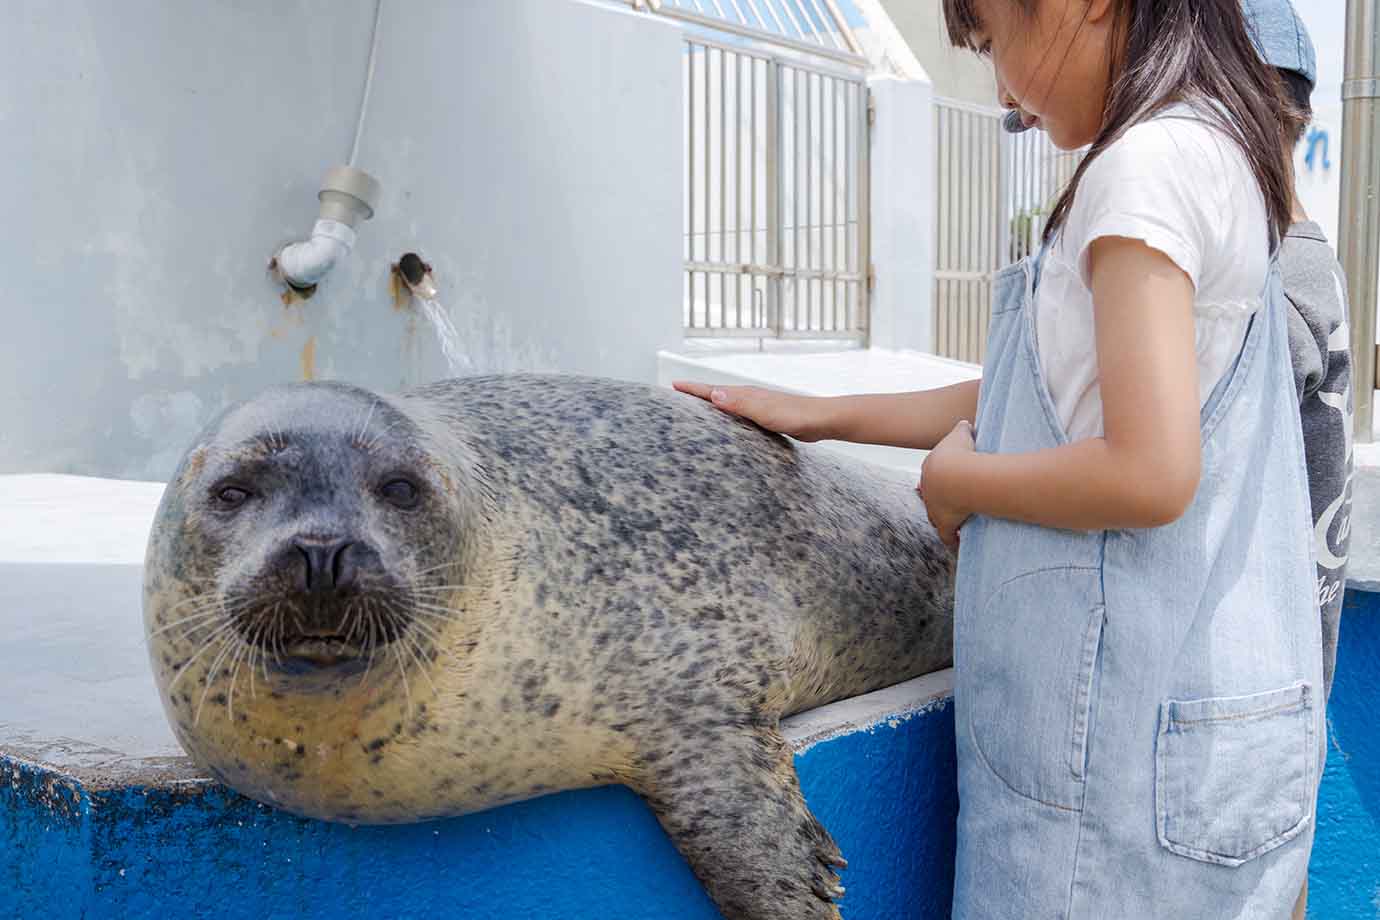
1036,103 -> 1270,440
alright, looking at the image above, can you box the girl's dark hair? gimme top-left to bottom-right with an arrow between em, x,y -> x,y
1278,68 -> 1313,145
942,0 -> 1303,246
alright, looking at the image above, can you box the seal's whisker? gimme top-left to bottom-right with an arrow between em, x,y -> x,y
257,614 -> 274,684
225,641 -> 249,722
402,604 -> 460,617
269,603 -> 286,668
391,640 -> 414,718
334,599 -> 355,637
150,594 -> 246,629
400,633 -> 438,694
410,561 -> 468,577
405,618 -> 444,645
406,602 -> 470,623
194,635 -> 240,726
406,614 -> 460,632
246,632 -> 261,700
404,622 -> 445,652
162,591 -> 228,615
355,399 -> 378,447
408,584 -> 482,593
359,606 -> 380,687
167,621 -> 239,692
406,593 -> 478,608
145,607 -> 229,641
142,613 -> 224,647
343,598 -> 363,645
362,420 -> 401,453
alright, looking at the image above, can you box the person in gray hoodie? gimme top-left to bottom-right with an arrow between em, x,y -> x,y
1240,1 -> 1352,703
1240,2 -> 1353,916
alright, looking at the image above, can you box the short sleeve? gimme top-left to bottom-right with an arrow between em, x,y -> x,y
1063,116 -> 1233,292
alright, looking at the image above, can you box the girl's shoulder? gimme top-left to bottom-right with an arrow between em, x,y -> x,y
1089,101 -> 1253,190
1059,101 -> 1267,294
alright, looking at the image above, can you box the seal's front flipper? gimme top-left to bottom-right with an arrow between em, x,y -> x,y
634,725 -> 846,920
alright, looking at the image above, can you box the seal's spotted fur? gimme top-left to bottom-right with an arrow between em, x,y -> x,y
143,374 -> 954,920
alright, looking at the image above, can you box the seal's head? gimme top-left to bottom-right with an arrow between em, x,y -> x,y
142,381 -> 484,819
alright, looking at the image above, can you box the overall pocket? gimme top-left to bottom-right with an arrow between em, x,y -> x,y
962,567 -> 1105,812
1155,682 -> 1316,867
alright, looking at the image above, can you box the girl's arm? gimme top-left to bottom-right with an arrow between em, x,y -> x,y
923,237 -> 1202,533
672,379 -> 980,451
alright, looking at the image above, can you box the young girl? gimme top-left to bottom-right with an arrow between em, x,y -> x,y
676,0 -> 1323,915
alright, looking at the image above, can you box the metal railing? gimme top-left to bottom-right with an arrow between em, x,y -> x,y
933,97 -> 1082,364
682,37 -> 871,341
634,0 -> 867,68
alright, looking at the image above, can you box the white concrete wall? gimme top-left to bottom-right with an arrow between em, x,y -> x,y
869,75 -> 936,354
0,0 -> 684,479
1293,4 -> 1345,250
1286,5 -> 1380,347
873,0 -> 996,107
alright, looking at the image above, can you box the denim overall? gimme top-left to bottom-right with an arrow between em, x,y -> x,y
951,249 -> 1324,918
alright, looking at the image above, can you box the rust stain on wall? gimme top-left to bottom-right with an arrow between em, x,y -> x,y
390,265 -> 410,312
300,337 -> 316,381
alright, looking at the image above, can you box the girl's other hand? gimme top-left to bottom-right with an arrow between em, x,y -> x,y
919,419 -> 976,550
672,381 -> 830,442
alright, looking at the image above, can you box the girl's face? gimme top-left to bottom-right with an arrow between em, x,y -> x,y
969,0 -> 1116,150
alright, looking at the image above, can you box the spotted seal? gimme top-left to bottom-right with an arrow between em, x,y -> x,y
142,373 -> 954,920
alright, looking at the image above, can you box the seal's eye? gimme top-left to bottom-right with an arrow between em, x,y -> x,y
214,485 -> 251,508
380,478 -> 420,509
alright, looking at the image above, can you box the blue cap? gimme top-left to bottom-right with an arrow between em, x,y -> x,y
1241,0 -> 1317,91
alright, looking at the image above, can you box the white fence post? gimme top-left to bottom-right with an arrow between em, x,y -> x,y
867,73 -> 936,354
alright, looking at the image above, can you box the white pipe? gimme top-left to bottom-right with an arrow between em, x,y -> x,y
275,219 -> 358,289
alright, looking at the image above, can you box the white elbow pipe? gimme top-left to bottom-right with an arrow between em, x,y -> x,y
272,165 -> 381,290
276,219 -> 357,288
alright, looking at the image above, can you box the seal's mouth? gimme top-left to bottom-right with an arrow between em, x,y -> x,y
280,634 -> 363,667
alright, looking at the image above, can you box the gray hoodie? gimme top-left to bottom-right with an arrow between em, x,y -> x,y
1282,220 -> 1352,700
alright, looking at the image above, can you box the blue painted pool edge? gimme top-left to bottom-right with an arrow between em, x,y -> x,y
1,694 -> 958,919
3,595 -> 1376,919
1307,589 -> 1380,920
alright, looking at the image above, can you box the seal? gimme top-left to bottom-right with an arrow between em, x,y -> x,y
142,373 -> 954,920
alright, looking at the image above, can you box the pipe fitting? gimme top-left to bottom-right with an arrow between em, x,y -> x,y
317,165 -> 381,226
396,252 -> 438,300
275,219 -> 356,289
273,166 -> 381,290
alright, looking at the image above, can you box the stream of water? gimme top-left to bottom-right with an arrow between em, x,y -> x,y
414,296 -> 470,376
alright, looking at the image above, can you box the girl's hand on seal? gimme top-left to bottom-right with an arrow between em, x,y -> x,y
919,419 -> 976,551
672,381 -> 829,442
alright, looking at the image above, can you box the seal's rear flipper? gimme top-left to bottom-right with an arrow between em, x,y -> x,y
634,725 -> 846,920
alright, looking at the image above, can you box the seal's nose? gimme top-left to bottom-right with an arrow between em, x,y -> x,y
294,537 -> 358,592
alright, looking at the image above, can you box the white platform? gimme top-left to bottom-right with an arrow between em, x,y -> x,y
657,347 -> 981,474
